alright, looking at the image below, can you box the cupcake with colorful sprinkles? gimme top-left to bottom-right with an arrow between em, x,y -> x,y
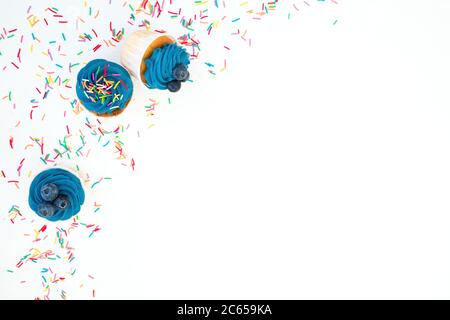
76,59 -> 133,117
121,30 -> 191,92
28,168 -> 85,222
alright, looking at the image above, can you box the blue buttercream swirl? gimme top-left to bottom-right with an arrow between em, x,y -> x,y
144,43 -> 190,90
29,168 -> 85,222
76,59 -> 133,115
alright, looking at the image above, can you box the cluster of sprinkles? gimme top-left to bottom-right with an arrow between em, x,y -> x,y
0,0 -> 340,299
81,65 -> 125,112
10,215 -> 101,299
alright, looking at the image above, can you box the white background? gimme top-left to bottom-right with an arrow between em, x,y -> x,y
1,0 -> 450,299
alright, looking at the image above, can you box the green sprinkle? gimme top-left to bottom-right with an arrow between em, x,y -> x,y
21,254 -> 31,260
91,181 -> 100,189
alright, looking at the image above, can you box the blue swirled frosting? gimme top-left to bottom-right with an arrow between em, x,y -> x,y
76,59 -> 133,115
144,43 -> 190,90
29,168 -> 85,221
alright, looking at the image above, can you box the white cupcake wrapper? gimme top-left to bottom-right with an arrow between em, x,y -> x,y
120,30 -> 175,85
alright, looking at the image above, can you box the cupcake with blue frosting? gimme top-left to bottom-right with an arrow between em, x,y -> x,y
28,168 -> 85,222
76,59 -> 134,117
121,30 -> 191,93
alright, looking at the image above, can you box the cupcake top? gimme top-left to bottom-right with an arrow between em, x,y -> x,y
76,59 -> 133,116
144,43 -> 190,92
29,168 -> 85,222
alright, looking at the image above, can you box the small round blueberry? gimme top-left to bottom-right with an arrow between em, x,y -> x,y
38,203 -> 56,217
53,195 -> 70,210
173,64 -> 189,82
167,80 -> 182,93
40,183 -> 59,201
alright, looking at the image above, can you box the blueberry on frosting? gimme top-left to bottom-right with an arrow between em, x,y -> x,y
38,203 -> 56,217
173,64 -> 190,82
29,168 -> 85,221
167,80 -> 182,93
54,195 -> 69,210
40,183 -> 59,201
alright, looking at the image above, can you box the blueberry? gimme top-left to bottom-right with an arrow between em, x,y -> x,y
167,80 -> 182,93
53,195 -> 70,210
38,203 -> 56,217
173,64 -> 189,82
40,183 -> 59,201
